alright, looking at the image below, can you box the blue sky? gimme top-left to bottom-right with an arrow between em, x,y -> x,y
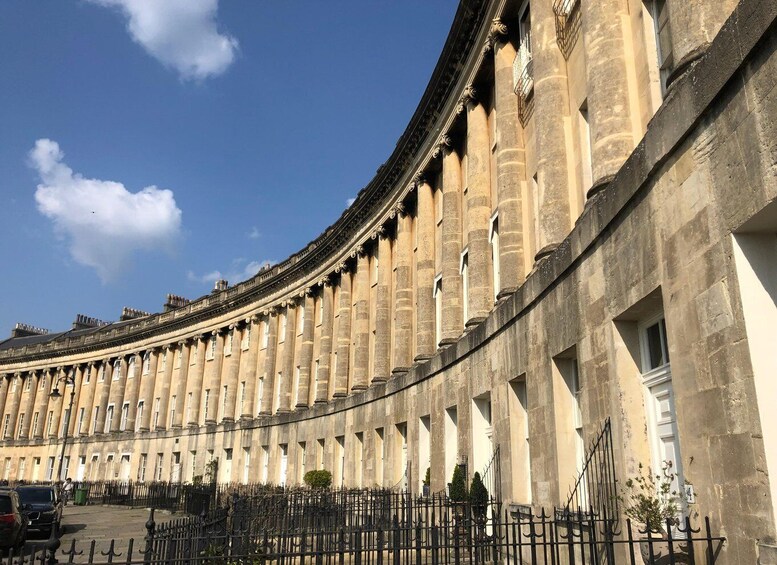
0,1 -> 457,336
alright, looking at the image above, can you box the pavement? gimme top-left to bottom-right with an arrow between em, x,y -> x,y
22,504 -> 179,563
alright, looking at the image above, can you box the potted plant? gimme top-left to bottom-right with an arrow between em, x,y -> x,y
618,462 -> 691,564
422,467 -> 431,497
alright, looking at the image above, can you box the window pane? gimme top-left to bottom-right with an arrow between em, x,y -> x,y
646,321 -> 665,369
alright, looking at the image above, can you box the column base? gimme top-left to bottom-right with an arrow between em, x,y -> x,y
221,417 -> 235,423
438,337 -> 458,347
413,354 -> 433,362
257,411 -> 271,416
204,419 -> 216,426
274,409 -> 290,415
332,392 -> 348,398
171,424 -> 183,430
239,414 -> 253,422
314,400 -> 328,405
350,384 -> 368,392
465,316 -> 487,328
391,367 -> 411,376
586,174 -> 615,200
665,44 -> 708,92
534,242 -> 560,263
138,427 -> 150,433
294,403 -> 309,411
370,375 -> 388,384
496,287 -> 517,301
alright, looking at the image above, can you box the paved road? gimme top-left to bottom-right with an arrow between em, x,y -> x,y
22,504 -> 178,563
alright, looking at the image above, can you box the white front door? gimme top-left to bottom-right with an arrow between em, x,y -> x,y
77,456 -> 86,481
119,455 -> 131,481
279,446 -> 288,487
646,379 -> 683,482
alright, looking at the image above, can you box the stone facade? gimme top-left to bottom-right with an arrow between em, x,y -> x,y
2,0 -> 777,561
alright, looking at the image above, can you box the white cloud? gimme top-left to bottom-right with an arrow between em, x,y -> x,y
188,258 -> 274,287
346,197 -> 356,207
247,226 -> 260,239
89,0 -> 238,80
30,139 -> 183,282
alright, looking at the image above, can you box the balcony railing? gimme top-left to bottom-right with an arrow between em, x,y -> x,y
512,34 -> 534,100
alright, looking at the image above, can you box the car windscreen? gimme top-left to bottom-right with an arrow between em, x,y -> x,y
0,496 -> 13,513
17,489 -> 54,504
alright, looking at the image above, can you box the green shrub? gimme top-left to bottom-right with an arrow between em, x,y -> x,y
304,469 -> 333,489
448,465 -> 468,502
424,467 -> 431,486
469,472 -> 489,509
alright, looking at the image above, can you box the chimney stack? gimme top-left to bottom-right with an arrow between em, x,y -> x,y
11,323 -> 50,338
72,314 -> 110,330
164,293 -> 191,312
120,307 -> 151,321
212,279 -> 229,292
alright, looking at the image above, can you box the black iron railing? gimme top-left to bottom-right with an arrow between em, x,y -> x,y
562,417 -> 619,526
7,500 -> 724,565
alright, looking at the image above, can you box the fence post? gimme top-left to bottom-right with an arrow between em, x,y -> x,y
338,527 -> 346,565
392,515 -> 400,565
45,520 -> 60,565
143,508 -> 156,565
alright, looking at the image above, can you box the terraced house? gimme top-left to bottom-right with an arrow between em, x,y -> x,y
2,0 -> 777,561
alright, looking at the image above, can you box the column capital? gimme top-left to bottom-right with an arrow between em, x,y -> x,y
455,84 -> 477,114
370,225 -> 386,240
297,287 -> 314,298
432,134 -> 453,159
350,245 -> 365,259
413,171 -> 427,188
334,262 -> 350,275
483,18 -> 509,54
318,276 -> 331,287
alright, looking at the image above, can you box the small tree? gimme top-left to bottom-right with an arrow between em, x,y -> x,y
618,462 -> 684,533
448,465 -> 468,502
304,469 -> 333,489
424,467 -> 431,486
469,473 -> 489,508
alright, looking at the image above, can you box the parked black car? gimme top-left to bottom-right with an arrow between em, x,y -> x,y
0,488 -> 27,551
15,485 -> 62,537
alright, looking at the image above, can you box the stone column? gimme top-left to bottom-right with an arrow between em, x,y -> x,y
139,349 -> 159,431
580,0 -> 637,196
67,365 -> 86,437
107,358 -> 127,432
3,374 -> 21,439
492,27 -> 527,292
296,293 -> 315,408
315,282 -> 334,403
393,209 -> 414,372
186,337 -> 207,426
50,368 -> 66,437
439,139 -> 464,344
204,330 -> 226,424
415,178 -> 436,359
373,231 -> 392,382
19,371 -> 39,439
0,376 -> 9,434
171,341 -> 190,428
38,369 -> 54,438
533,0 -> 573,260
260,311 -> 279,414
240,317 -> 260,419
334,268 -> 352,397
279,302 -> 298,412
80,364 -> 98,436
94,361 -> 112,434
124,353 -> 142,432
665,0 -> 737,85
157,345 -> 175,428
222,326 -> 243,421
352,251 -> 371,390
463,89 -> 494,324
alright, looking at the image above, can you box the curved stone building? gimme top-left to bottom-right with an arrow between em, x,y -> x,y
2,0 -> 777,560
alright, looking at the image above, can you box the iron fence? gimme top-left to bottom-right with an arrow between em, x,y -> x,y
3,502 -> 724,565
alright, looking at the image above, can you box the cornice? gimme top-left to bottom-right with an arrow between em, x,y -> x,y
0,0 -> 499,365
